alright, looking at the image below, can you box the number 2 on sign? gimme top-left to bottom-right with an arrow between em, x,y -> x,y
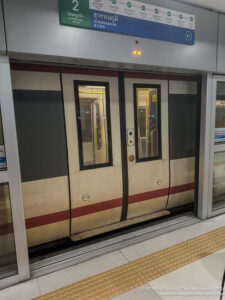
72,0 -> 79,11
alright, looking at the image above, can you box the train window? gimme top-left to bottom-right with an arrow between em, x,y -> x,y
134,84 -> 161,162
74,82 -> 112,170
215,82 -> 225,144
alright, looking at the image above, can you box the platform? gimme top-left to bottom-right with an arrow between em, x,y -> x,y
0,214 -> 225,300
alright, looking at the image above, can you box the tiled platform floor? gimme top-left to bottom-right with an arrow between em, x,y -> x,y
1,214 -> 225,300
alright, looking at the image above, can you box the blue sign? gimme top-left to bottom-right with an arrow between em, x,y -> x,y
60,0 -> 195,45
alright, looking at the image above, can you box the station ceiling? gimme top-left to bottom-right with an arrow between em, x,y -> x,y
181,0 -> 225,12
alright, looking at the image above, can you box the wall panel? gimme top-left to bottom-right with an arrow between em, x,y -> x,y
2,0 -> 218,71
0,1 -> 6,54
217,14 -> 225,73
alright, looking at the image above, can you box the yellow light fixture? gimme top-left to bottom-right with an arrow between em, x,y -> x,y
132,49 -> 142,56
132,40 -> 142,56
137,50 -> 142,56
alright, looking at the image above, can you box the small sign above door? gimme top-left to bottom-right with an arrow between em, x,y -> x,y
59,0 -> 195,45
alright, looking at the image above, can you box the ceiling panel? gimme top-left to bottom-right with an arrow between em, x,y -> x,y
180,0 -> 225,12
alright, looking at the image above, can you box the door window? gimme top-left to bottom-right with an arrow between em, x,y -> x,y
74,82 -> 112,170
134,85 -> 161,162
215,82 -> 225,144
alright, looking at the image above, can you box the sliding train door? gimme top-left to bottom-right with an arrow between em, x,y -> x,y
11,64 -> 70,247
124,74 -> 170,219
166,80 -> 198,209
62,68 -> 123,236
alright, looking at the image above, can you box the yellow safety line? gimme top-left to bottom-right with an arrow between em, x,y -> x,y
34,226 -> 225,300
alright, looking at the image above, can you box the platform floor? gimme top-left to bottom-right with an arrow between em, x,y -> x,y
1,214 -> 225,300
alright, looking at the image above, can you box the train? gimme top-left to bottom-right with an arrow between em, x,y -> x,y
1,62 -> 199,255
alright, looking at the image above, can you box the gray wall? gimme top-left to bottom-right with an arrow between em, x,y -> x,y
217,14 -> 225,73
2,0 -> 218,72
0,0 -> 6,54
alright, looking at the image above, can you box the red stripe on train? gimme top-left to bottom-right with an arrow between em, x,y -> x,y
10,63 -> 198,81
61,66 -> 118,77
25,210 -> 70,229
71,197 -> 123,218
170,182 -> 195,194
128,183 -> 195,204
0,183 -> 195,235
0,223 -> 14,235
10,63 -> 118,77
129,187 -> 169,204
124,71 -> 199,81
10,63 -> 60,73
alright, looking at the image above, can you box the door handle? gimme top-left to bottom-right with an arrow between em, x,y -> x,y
128,154 -> 135,163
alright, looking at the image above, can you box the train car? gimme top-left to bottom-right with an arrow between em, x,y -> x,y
3,62 -> 200,249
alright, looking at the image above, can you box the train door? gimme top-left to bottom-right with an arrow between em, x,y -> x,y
166,80 -> 198,209
124,74 -> 170,219
11,64 -> 70,247
62,68 -> 123,236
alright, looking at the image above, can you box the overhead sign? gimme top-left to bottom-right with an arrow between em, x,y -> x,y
59,0 -> 195,45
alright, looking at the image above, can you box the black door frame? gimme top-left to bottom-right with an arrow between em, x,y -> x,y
118,72 -> 129,221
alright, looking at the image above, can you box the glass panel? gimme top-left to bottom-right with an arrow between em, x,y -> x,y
136,87 -> 160,160
213,151 -> 225,211
77,84 -> 111,168
0,183 -> 17,279
215,82 -> 225,143
0,111 -> 7,171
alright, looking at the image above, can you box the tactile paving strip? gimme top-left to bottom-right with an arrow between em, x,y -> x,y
35,226 -> 225,300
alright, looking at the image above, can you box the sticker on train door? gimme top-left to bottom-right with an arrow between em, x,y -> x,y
0,145 -> 6,169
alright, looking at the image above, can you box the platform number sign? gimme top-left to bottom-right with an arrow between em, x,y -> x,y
59,0 -> 90,28
59,0 -> 195,45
